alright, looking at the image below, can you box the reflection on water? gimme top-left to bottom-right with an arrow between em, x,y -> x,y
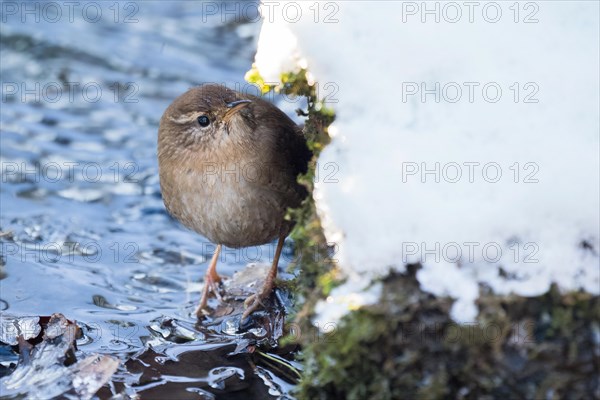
1,2 -> 297,397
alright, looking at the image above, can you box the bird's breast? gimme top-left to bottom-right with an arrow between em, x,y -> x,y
160,157 -> 289,248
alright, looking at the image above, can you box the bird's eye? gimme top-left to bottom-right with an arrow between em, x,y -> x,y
197,115 -> 210,127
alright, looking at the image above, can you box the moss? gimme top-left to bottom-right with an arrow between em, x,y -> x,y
298,272 -> 599,400
246,66 -> 338,312
245,66 -> 599,400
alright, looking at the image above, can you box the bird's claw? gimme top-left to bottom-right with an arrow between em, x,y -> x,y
195,273 -> 222,317
241,291 -> 268,320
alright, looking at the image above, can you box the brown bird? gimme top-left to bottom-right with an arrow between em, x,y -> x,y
158,84 -> 311,320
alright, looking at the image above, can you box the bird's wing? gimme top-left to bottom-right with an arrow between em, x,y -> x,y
247,97 -> 312,208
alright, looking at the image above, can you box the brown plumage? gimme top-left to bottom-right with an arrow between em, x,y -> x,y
158,84 -> 311,319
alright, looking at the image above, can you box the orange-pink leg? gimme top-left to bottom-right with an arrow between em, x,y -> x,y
195,244 -> 222,317
242,234 -> 285,320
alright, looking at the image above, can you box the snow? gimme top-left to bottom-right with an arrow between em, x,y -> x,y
253,1 -> 600,323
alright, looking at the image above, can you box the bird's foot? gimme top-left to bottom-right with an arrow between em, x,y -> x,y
241,281 -> 274,320
194,273 -> 222,317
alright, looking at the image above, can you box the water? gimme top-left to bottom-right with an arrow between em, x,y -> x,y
0,2 -> 298,397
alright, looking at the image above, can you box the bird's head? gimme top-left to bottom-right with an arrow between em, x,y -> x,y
158,84 -> 256,155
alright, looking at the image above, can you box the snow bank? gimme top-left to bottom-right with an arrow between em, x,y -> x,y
253,1 -> 600,323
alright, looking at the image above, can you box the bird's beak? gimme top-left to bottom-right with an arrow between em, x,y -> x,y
224,99 -> 252,121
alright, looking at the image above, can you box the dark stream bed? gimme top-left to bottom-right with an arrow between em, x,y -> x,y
0,2 -> 299,398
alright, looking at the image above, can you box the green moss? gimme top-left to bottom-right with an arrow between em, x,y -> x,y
298,272 -> 599,400
246,66 -> 338,312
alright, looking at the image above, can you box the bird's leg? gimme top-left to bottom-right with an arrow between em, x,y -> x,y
195,244 -> 222,317
242,233 -> 285,320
